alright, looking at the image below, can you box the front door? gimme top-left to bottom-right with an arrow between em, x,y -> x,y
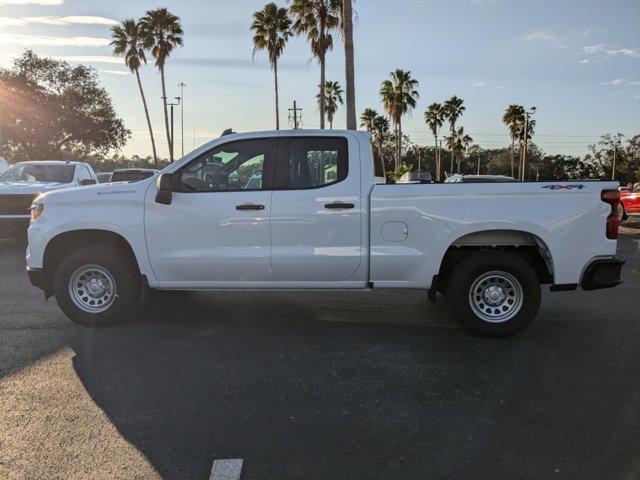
145,137 -> 277,285
270,136 -> 364,283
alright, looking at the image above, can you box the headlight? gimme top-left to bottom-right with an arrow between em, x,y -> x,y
30,203 -> 44,222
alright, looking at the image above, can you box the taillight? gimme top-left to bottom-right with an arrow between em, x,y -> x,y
601,189 -> 620,240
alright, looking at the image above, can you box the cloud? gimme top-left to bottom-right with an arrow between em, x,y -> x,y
580,29 -> 592,37
51,55 -> 122,64
0,15 -> 116,27
471,81 -> 487,87
23,16 -> 118,26
0,33 -> 109,47
0,0 -> 63,4
579,58 -> 590,64
98,69 -> 128,76
0,17 -> 26,26
602,78 -> 623,86
524,29 -> 568,49
496,86 -> 504,90
582,44 -> 640,58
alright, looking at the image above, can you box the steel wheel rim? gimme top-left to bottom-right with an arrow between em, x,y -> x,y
69,264 -> 117,314
469,270 -> 523,323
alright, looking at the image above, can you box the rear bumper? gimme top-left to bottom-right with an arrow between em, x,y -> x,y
581,257 -> 625,291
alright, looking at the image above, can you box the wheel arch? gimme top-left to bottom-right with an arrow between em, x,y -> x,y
434,229 -> 554,294
41,229 -> 142,296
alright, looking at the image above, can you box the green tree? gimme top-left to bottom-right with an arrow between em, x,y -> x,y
0,51 -> 129,161
380,69 -> 419,170
502,104 -> 524,178
443,95 -> 465,170
111,18 -> 158,167
317,80 -> 343,128
140,8 -> 183,161
289,0 -> 341,129
424,102 -> 444,180
251,2 -> 293,130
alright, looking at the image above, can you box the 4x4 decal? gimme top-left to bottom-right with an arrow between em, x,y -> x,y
542,184 -> 585,190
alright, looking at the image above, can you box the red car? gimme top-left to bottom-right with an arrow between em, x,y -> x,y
620,184 -> 640,219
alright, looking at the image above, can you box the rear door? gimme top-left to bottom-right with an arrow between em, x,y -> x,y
270,135 -> 364,283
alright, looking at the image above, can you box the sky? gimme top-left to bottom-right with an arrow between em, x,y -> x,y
0,0 -> 638,159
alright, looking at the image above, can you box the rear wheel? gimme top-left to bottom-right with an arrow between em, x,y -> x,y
447,251 -> 541,337
53,245 -> 141,326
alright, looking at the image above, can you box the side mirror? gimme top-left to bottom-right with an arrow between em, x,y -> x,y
155,173 -> 174,205
80,179 -> 97,186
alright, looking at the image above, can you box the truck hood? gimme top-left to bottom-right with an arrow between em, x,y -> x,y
37,179 -> 151,205
0,181 -> 69,195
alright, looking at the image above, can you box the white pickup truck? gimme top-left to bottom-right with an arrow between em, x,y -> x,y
26,130 -> 625,336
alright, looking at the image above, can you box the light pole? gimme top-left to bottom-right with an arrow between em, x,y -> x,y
178,82 -> 186,157
520,106 -> 536,181
166,96 -> 181,162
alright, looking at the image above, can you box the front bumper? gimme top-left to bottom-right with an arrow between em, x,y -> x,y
581,257 -> 625,291
27,267 -> 46,290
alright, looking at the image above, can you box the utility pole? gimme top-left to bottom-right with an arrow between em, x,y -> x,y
178,82 -> 186,157
476,152 -> 481,175
167,96 -> 181,162
612,144 -> 617,181
437,138 -> 443,182
288,100 -> 302,130
520,106 -> 536,181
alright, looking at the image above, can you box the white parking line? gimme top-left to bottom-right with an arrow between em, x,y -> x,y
209,458 -> 243,480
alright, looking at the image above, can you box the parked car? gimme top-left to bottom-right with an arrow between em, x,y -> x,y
96,172 -> 113,183
397,171 -> 432,184
0,161 -> 97,237
26,130 -> 624,337
619,183 -> 640,219
0,156 -> 8,175
110,168 -> 158,183
444,174 -> 517,183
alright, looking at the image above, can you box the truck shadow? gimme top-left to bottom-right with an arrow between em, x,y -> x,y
68,289 -> 640,479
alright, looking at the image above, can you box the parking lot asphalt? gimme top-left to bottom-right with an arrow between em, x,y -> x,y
1,234 -> 639,480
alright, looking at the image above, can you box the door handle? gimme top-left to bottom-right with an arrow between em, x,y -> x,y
324,202 -> 355,210
236,203 -> 265,211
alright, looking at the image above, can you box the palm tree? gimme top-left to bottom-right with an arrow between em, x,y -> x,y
502,104 -> 525,178
360,108 -> 389,178
317,80 -> 343,128
359,107 -> 377,132
140,8 -> 183,162
372,115 -> 390,179
517,118 -> 536,179
445,126 -> 472,172
443,96 -> 465,170
289,0 -> 341,129
380,69 -> 420,170
251,3 -> 292,130
342,0 -> 356,130
424,102 -> 444,181
111,19 -> 158,167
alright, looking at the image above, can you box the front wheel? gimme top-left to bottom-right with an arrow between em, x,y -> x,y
447,251 -> 541,337
53,245 -> 141,326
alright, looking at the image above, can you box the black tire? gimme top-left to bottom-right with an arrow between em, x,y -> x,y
447,251 -> 541,337
53,245 -> 141,327
618,203 -> 627,221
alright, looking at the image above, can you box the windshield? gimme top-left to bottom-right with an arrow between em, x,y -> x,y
0,163 -> 74,183
110,170 -> 156,182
